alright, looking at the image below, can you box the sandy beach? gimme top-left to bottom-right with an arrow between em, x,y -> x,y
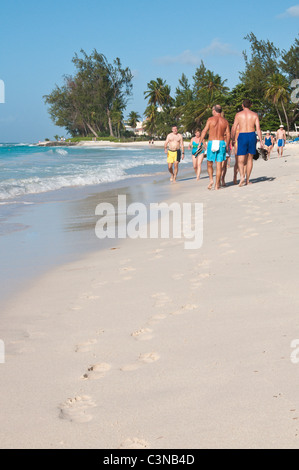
1,143 -> 299,449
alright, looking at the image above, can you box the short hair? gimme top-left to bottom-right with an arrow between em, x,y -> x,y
172,124 -> 178,128
243,99 -> 252,108
195,128 -> 201,133
213,105 -> 222,114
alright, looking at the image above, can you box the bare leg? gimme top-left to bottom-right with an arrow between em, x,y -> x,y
173,161 -> 179,182
168,163 -> 174,182
215,161 -> 222,190
196,154 -> 204,180
233,155 -> 238,184
207,161 -> 214,189
192,155 -> 198,176
238,155 -> 246,186
221,160 -> 227,187
246,154 -> 254,184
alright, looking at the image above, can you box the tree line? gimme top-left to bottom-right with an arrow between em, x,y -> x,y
44,34 -> 299,139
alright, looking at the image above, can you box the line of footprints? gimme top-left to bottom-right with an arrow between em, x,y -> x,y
58,255 -> 215,448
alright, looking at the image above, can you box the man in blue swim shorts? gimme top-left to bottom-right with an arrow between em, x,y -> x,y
276,125 -> 286,157
198,105 -> 230,190
231,99 -> 263,186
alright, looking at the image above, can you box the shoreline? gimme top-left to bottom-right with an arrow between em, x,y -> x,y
1,145 -> 299,448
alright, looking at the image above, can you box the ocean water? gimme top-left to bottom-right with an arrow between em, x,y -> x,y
0,143 -> 196,305
0,143 -> 192,201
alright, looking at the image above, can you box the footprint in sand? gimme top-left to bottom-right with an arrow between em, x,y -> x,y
121,352 -> 160,371
243,233 -> 259,239
139,352 -> 160,363
148,313 -> 167,325
219,243 -> 231,248
80,294 -> 100,300
197,259 -> 211,267
82,362 -> 111,380
171,304 -> 198,315
261,220 -> 273,225
75,339 -> 97,353
59,395 -> 96,423
131,328 -> 153,341
119,438 -> 149,449
119,266 -> 136,273
221,249 -> 236,256
171,273 -> 184,280
152,292 -> 170,308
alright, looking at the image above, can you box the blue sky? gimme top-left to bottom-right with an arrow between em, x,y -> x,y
0,0 -> 298,142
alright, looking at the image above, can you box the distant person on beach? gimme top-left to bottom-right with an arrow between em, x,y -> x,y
231,99 -> 263,186
164,125 -> 184,183
276,125 -> 286,157
198,105 -> 230,190
264,131 -> 274,159
188,128 -> 206,181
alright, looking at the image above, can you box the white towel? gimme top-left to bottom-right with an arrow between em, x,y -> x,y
211,140 -> 220,152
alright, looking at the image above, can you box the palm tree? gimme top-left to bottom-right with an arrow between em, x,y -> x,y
144,104 -> 158,137
201,71 -> 229,101
144,78 -> 172,108
127,111 -> 141,129
265,74 -> 291,134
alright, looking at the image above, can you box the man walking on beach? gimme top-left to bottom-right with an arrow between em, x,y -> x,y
276,125 -> 286,157
231,99 -> 263,186
164,125 -> 184,183
198,105 -> 230,190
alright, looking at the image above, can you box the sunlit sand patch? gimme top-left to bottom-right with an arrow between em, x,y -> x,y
59,395 -> 96,423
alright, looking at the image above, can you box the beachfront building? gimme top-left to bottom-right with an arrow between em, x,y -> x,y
124,120 -> 147,136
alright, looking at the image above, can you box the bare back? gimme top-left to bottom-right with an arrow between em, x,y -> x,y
206,115 -> 229,141
234,108 -> 259,133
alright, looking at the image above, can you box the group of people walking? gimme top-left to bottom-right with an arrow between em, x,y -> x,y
164,100 -> 287,190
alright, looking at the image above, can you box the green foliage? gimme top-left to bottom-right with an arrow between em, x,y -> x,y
44,49 -> 133,138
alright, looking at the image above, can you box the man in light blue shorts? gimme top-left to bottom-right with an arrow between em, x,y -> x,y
276,125 -> 286,157
198,105 -> 230,190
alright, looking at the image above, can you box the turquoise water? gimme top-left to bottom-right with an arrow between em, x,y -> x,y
0,143 -> 197,305
0,143 -> 193,201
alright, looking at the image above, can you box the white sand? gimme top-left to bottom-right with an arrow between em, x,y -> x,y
1,144 -> 299,449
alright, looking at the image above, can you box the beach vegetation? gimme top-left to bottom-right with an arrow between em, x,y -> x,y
44,49 -> 133,138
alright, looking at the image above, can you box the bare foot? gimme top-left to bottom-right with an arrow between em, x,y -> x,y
215,185 -> 220,190
207,181 -> 214,190
170,176 -> 173,182
238,177 -> 246,187
246,181 -> 253,185
221,181 -> 226,187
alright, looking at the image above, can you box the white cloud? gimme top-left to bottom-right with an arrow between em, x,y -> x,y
279,5 -> 299,17
155,39 -> 240,66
